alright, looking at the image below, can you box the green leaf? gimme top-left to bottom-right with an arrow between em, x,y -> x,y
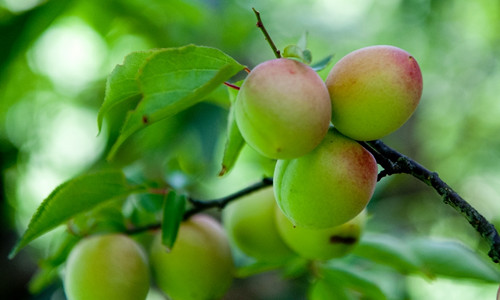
219,105 -> 245,176
297,32 -> 308,51
235,259 -> 285,278
97,50 -> 158,133
410,238 -> 500,282
282,44 -> 305,62
9,170 -> 143,258
107,45 -> 245,159
308,277 -> 355,300
320,261 -> 388,300
311,55 -> 334,72
353,232 -> 423,275
302,49 -> 312,64
161,190 -> 186,251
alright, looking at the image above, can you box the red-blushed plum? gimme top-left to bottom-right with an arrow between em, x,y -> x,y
64,234 -> 150,300
235,58 -> 331,159
274,128 -> 378,229
326,45 -> 423,141
275,208 -> 367,260
223,186 -> 295,263
150,214 -> 234,300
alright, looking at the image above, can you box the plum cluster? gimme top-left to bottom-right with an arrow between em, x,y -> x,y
229,45 -> 423,260
64,214 -> 235,300
62,45 -> 422,300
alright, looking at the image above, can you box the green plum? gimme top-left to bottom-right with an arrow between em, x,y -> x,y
64,234 -> 150,300
235,58 -> 331,159
325,45 -> 423,141
222,186 -> 295,263
276,208 -> 367,261
150,214 -> 234,300
274,128 -> 378,229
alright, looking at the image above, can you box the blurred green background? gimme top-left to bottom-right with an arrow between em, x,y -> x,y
1,0 -> 500,299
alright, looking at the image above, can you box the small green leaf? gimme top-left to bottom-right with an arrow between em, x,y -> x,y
311,55 -> 334,72
297,32 -> 308,51
282,44 -> 305,62
97,50 -> 158,132
353,233 -> 423,275
28,267 -> 60,295
308,277 -> 355,300
320,261 -> 388,300
410,238 -> 500,282
235,259 -> 285,278
219,105 -> 245,176
107,45 -> 245,159
161,190 -> 186,250
302,49 -> 312,64
9,170 -> 143,258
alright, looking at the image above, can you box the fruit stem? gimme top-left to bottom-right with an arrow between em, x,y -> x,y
252,8 -> 281,59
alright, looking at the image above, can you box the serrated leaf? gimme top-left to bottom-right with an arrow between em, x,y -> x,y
353,232 -> 423,275
9,170 -> 143,258
107,45 -> 245,159
311,55 -> 334,72
97,50 -> 158,132
410,238 -> 500,282
320,261 -> 388,300
161,190 -> 186,250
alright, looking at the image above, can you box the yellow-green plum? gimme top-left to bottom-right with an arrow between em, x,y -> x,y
150,214 -> 234,300
235,58 -> 331,159
274,128 -> 377,229
325,45 -> 423,141
276,208 -> 366,260
64,234 -> 150,300
222,186 -> 295,263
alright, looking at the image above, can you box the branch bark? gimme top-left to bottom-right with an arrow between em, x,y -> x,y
360,140 -> 500,263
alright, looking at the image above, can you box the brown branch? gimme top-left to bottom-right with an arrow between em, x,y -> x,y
183,177 -> 273,219
360,140 -> 500,263
126,178 -> 273,235
252,8 -> 281,58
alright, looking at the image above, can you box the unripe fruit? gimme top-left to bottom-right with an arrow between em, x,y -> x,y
325,45 -> 423,141
64,234 -> 150,300
274,128 -> 377,229
235,58 -> 331,159
275,208 -> 366,260
223,186 -> 295,263
150,214 -> 234,300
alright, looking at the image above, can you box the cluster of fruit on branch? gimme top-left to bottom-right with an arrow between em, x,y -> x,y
61,44 -> 424,300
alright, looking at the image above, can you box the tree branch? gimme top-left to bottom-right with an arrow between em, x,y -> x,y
183,177 -> 273,219
252,8 -> 281,59
360,140 -> 500,263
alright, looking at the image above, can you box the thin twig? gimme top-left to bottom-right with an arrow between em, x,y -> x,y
252,8 -> 281,58
361,140 -> 500,263
183,177 -> 273,219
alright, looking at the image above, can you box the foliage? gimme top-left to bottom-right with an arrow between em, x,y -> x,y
2,1 -> 500,299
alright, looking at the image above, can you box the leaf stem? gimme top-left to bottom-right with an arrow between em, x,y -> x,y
252,8 -> 281,59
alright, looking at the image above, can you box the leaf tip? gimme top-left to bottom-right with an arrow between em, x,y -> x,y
218,165 -> 227,177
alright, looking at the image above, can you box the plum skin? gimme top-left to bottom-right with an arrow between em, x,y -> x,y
274,128 -> 378,229
235,58 -> 331,159
149,214 -> 234,300
222,186 -> 295,263
275,208 -> 367,261
325,45 -> 423,141
64,234 -> 150,300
